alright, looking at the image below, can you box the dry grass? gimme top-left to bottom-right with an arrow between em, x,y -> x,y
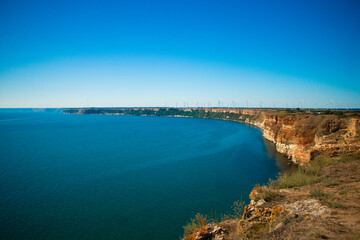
253,186 -> 282,201
182,200 -> 245,238
322,178 -> 339,187
182,213 -> 208,238
310,188 -> 330,201
272,165 -> 321,189
324,201 -> 348,209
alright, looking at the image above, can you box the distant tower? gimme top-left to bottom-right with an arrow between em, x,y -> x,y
246,100 -> 249,109
259,101 -> 262,108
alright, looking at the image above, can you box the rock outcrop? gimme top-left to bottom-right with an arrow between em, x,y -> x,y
185,224 -> 226,240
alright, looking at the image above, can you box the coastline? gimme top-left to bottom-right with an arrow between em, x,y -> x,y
63,107 -> 360,166
62,107 -> 360,239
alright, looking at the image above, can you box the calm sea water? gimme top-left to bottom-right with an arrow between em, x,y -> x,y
0,109 -> 288,240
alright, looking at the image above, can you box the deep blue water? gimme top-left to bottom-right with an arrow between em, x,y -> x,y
0,109 -> 288,240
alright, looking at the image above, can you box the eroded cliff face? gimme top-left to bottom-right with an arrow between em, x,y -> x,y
248,112 -> 360,165
202,108 -> 360,165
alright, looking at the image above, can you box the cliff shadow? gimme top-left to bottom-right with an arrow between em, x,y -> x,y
263,139 -> 295,172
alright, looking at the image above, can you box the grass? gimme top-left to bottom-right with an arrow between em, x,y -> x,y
311,156 -> 336,167
271,165 -> 321,189
309,188 -> 348,209
310,188 -> 330,201
182,200 -> 245,238
338,188 -> 350,195
312,153 -> 360,167
253,185 -> 282,201
231,200 -> 246,219
322,178 -> 339,187
324,201 -> 348,209
243,222 -> 269,239
182,213 -> 208,238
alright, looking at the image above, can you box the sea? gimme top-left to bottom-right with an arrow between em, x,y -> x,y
0,109 -> 289,239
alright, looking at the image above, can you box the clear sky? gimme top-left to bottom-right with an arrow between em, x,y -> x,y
0,0 -> 359,108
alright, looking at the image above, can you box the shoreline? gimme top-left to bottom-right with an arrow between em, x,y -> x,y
62,107 -> 360,166
62,107 -> 360,239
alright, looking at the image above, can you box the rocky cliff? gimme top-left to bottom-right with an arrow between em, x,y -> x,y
193,107 -> 360,165
233,109 -> 360,165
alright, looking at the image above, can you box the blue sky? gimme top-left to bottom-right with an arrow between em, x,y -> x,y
0,0 -> 359,108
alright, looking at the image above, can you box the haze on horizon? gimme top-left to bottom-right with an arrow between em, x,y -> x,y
0,0 -> 359,108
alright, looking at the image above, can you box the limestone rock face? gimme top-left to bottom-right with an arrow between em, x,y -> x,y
240,111 -> 360,165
